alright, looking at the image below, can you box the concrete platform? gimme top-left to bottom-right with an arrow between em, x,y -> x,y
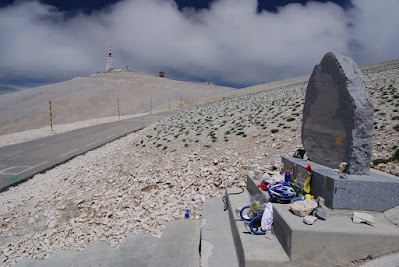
226,187 -> 290,267
282,156 -> 399,211
149,219 -> 200,267
247,177 -> 399,267
13,235 -> 158,267
107,235 -> 158,267
200,197 -> 239,267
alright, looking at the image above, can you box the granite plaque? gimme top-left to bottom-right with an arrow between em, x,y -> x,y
302,52 -> 373,174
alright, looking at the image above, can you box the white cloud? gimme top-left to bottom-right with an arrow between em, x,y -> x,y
0,0 -> 398,87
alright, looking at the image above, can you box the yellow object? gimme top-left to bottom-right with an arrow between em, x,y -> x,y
303,175 -> 311,194
338,162 -> 347,172
305,194 -> 314,200
335,136 -> 343,145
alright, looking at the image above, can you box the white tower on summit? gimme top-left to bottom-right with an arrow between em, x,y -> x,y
105,46 -> 113,72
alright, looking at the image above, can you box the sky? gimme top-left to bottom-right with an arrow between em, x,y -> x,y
0,0 -> 398,89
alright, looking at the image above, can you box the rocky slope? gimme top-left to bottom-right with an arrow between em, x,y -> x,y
0,71 -> 233,135
0,61 -> 398,266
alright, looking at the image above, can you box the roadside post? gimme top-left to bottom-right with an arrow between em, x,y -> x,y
117,99 -> 120,120
49,101 -> 53,132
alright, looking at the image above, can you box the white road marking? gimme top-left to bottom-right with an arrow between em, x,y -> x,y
86,140 -> 102,147
95,129 -> 112,135
105,134 -> 117,139
0,166 -> 30,175
25,161 -> 49,172
60,149 -> 79,157
0,161 -> 49,175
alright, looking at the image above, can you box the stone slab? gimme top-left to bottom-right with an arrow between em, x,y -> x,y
302,52 -> 373,175
282,156 -> 399,211
69,241 -> 115,267
108,234 -> 158,267
13,235 -> 157,267
246,177 -> 399,267
14,259 -> 44,267
149,219 -> 200,267
357,252 -> 399,267
38,250 -> 80,267
226,187 -> 290,267
384,205 -> 399,226
200,197 -> 239,267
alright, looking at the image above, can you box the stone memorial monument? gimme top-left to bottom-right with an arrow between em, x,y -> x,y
302,52 -> 373,175
282,52 -> 399,211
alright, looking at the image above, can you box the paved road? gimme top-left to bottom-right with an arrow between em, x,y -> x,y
0,109 -> 180,192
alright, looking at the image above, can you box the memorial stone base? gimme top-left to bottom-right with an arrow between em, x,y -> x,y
282,156 -> 399,211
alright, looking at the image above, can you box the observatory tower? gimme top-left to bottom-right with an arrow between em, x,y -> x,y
105,46 -> 113,72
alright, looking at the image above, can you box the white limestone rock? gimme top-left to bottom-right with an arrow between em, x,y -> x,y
290,199 -> 318,217
352,212 -> 375,226
303,216 -> 317,225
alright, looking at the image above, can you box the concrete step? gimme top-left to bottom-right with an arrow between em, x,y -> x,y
67,241 -> 115,267
200,197 -> 239,267
14,250 -> 80,267
14,259 -> 44,267
13,234 -> 158,267
246,176 -> 399,267
149,219 -> 200,267
107,234 -> 158,267
226,187 -> 290,267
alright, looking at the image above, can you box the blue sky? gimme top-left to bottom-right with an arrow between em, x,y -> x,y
0,0 -> 398,89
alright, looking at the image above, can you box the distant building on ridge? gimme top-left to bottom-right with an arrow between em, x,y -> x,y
105,46 -> 113,72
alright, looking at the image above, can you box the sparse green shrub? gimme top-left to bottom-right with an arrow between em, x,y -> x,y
287,117 -> 295,122
271,129 -> 279,133
373,149 -> 399,166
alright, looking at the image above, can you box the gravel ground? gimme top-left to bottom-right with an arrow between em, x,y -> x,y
0,61 -> 398,266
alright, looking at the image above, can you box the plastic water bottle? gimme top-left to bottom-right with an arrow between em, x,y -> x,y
284,169 -> 291,183
291,196 -> 306,203
185,209 -> 190,219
